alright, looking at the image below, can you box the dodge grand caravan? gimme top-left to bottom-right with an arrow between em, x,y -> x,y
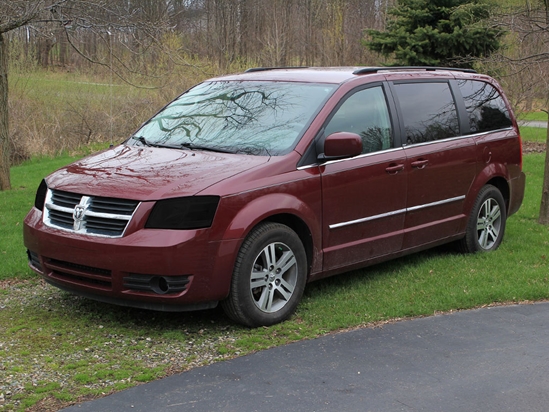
24,66 -> 526,327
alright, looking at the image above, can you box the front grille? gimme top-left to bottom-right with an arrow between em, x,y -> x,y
44,258 -> 112,289
89,197 -> 137,215
43,189 -> 139,237
52,190 -> 81,209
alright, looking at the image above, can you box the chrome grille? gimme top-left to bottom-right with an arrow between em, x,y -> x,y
51,191 -> 81,209
89,197 -> 137,215
43,189 -> 139,237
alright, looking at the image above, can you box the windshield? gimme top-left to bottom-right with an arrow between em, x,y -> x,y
129,81 -> 336,156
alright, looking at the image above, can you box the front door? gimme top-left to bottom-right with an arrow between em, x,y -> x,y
320,85 -> 407,271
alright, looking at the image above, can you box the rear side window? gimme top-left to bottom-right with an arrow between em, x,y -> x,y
394,82 -> 460,145
457,80 -> 513,133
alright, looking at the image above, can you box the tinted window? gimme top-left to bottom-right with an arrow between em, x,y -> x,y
458,80 -> 512,133
131,81 -> 336,156
394,82 -> 460,144
324,86 -> 393,154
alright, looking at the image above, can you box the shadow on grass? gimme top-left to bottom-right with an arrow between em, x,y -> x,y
51,290 -> 234,332
32,243 -> 459,331
33,242 -> 462,335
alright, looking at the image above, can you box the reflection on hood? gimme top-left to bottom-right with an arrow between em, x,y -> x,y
48,145 -> 269,200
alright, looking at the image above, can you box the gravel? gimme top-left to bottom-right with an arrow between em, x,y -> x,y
523,140 -> 546,154
0,279 -> 239,411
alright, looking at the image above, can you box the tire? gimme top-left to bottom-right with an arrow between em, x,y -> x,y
459,185 -> 507,253
221,222 -> 307,327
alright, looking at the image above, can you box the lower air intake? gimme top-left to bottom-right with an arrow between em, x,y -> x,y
123,274 -> 190,295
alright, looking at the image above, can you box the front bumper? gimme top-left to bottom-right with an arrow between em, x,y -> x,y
23,207 -> 241,311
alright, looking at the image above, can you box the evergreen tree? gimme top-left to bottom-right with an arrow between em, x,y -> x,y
366,0 -> 503,68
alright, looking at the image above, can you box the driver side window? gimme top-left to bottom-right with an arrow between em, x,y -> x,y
324,86 -> 393,154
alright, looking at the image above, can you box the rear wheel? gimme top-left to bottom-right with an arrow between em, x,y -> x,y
459,185 -> 506,253
221,222 -> 307,327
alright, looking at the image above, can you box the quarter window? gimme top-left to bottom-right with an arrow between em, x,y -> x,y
394,82 -> 460,144
457,80 -> 512,133
324,86 -> 393,154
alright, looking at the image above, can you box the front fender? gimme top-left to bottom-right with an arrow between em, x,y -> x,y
222,192 -> 321,241
213,190 -> 323,276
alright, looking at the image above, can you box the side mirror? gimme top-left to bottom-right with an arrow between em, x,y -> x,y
319,132 -> 363,161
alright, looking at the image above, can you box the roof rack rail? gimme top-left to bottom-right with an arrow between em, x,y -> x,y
353,66 -> 477,75
245,66 -> 309,73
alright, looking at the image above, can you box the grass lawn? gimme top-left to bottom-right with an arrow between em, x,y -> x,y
1,147 -> 549,410
0,155 -> 82,280
10,71 -> 158,106
517,111 -> 548,122
520,126 -> 548,143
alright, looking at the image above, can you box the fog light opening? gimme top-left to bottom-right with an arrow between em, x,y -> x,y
150,276 -> 170,294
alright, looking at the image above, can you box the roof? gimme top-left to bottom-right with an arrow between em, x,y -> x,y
208,66 -> 479,85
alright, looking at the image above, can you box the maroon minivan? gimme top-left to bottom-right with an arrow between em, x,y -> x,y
24,67 -> 525,327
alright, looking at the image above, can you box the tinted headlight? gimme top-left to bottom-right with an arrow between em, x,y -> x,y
145,196 -> 220,230
35,179 -> 47,211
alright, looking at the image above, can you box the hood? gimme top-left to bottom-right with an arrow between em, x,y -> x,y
47,145 -> 270,200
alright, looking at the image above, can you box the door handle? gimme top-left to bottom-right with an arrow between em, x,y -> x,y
385,164 -> 405,174
411,159 -> 429,169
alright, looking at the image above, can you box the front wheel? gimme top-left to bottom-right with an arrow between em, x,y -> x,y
221,222 -> 307,327
459,185 -> 507,253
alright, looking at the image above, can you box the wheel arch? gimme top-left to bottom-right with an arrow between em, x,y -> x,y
466,163 -> 511,217
485,176 -> 510,212
221,193 -> 321,278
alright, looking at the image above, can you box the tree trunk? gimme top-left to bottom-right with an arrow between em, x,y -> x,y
37,37 -> 53,67
538,113 -> 549,224
58,27 -> 69,66
0,32 -> 11,191
536,0 -> 549,223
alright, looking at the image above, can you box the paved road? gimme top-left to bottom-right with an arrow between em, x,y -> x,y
519,120 -> 547,128
63,302 -> 549,412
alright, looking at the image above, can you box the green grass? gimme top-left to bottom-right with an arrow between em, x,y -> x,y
1,153 -> 549,410
517,111 -> 548,122
0,155 -> 83,280
10,71 -> 156,106
520,126 -> 547,143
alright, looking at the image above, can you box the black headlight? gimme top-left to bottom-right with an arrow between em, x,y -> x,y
145,196 -> 220,230
35,179 -> 47,211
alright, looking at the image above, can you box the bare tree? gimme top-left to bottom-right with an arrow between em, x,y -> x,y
0,0 -> 169,191
489,2 -> 549,224
0,1 -> 43,190
198,0 -> 391,69
2,0 -> 396,190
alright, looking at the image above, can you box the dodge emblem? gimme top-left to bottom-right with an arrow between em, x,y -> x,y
73,205 -> 86,230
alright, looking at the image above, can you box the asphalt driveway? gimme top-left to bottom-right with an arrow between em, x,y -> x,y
63,302 -> 549,412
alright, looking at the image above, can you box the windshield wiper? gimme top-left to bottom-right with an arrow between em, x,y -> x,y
133,136 -> 154,147
133,136 -> 236,153
133,136 -> 181,149
180,142 -> 236,154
